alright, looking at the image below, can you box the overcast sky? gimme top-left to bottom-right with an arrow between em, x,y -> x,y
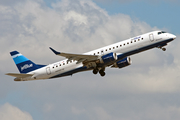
1,0 -> 180,120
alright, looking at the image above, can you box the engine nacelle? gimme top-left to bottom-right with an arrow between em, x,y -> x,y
100,52 -> 117,64
112,56 -> 132,68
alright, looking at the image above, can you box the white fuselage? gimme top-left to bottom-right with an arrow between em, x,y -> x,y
22,31 -> 176,81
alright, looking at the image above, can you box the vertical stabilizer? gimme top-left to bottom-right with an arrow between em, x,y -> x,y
10,51 -> 40,73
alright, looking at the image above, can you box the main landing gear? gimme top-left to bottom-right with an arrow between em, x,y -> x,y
93,68 -> 106,77
93,69 -> 98,74
99,70 -> 106,77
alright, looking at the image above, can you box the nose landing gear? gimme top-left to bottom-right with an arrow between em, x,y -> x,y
157,44 -> 167,51
162,48 -> 166,51
93,69 -> 98,74
157,46 -> 166,51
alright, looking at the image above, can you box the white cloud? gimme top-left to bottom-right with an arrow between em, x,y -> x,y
0,103 -> 33,120
65,11 -> 88,25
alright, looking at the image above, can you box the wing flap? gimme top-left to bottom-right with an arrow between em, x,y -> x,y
6,73 -> 33,78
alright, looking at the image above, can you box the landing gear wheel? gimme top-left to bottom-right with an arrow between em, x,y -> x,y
99,70 -> 106,77
162,48 -> 166,51
100,72 -> 105,77
93,69 -> 98,74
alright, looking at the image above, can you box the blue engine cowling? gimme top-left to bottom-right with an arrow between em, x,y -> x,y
100,52 -> 117,65
111,56 -> 132,68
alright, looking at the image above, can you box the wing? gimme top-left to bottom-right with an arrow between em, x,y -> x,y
6,73 -> 33,78
49,47 -> 99,64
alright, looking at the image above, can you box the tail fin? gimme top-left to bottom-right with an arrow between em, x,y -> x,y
10,51 -> 40,73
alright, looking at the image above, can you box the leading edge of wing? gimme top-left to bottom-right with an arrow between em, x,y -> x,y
49,47 -> 99,61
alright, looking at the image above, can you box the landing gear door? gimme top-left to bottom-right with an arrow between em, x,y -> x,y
149,34 -> 154,42
46,67 -> 51,75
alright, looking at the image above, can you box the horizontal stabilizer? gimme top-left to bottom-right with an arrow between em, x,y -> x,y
6,73 -> 33,78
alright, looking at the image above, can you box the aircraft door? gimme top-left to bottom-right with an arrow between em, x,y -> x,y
149,34 -> 154,42
46,67 -> 51,75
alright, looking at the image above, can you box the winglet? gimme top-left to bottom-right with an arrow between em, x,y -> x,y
49,47 -> 61,55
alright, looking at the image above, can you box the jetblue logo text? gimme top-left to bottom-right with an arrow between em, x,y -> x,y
21,64 -> 33,71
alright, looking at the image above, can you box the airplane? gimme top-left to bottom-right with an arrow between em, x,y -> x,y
6,31 -> 176,81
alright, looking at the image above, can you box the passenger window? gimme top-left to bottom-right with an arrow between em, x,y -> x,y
98,52 -> 99,54
59,64 -> 61,66
142,38 -> 143,40
106,49 -> 107,51
63,63 -> 65,65
94,53 -> 95,55
131,41 -> 132,43
127,42 -> 129,44
124,43 -> 125,46
116,46 -> 118,48
138,39 -> 140,41
113,47 -> 115,49
109,48 -> 111,50
120,45 -> 122,47
134,40 -> 136,42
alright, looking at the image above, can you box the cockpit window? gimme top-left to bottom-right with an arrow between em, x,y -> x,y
158,31 -> 166,35
158,32 -> 162,35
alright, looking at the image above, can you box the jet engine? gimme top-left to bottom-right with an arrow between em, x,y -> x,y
111,56 -> 132,68
99,52 -> 118,65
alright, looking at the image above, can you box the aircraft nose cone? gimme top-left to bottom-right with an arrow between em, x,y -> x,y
170,34 -> 176,40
